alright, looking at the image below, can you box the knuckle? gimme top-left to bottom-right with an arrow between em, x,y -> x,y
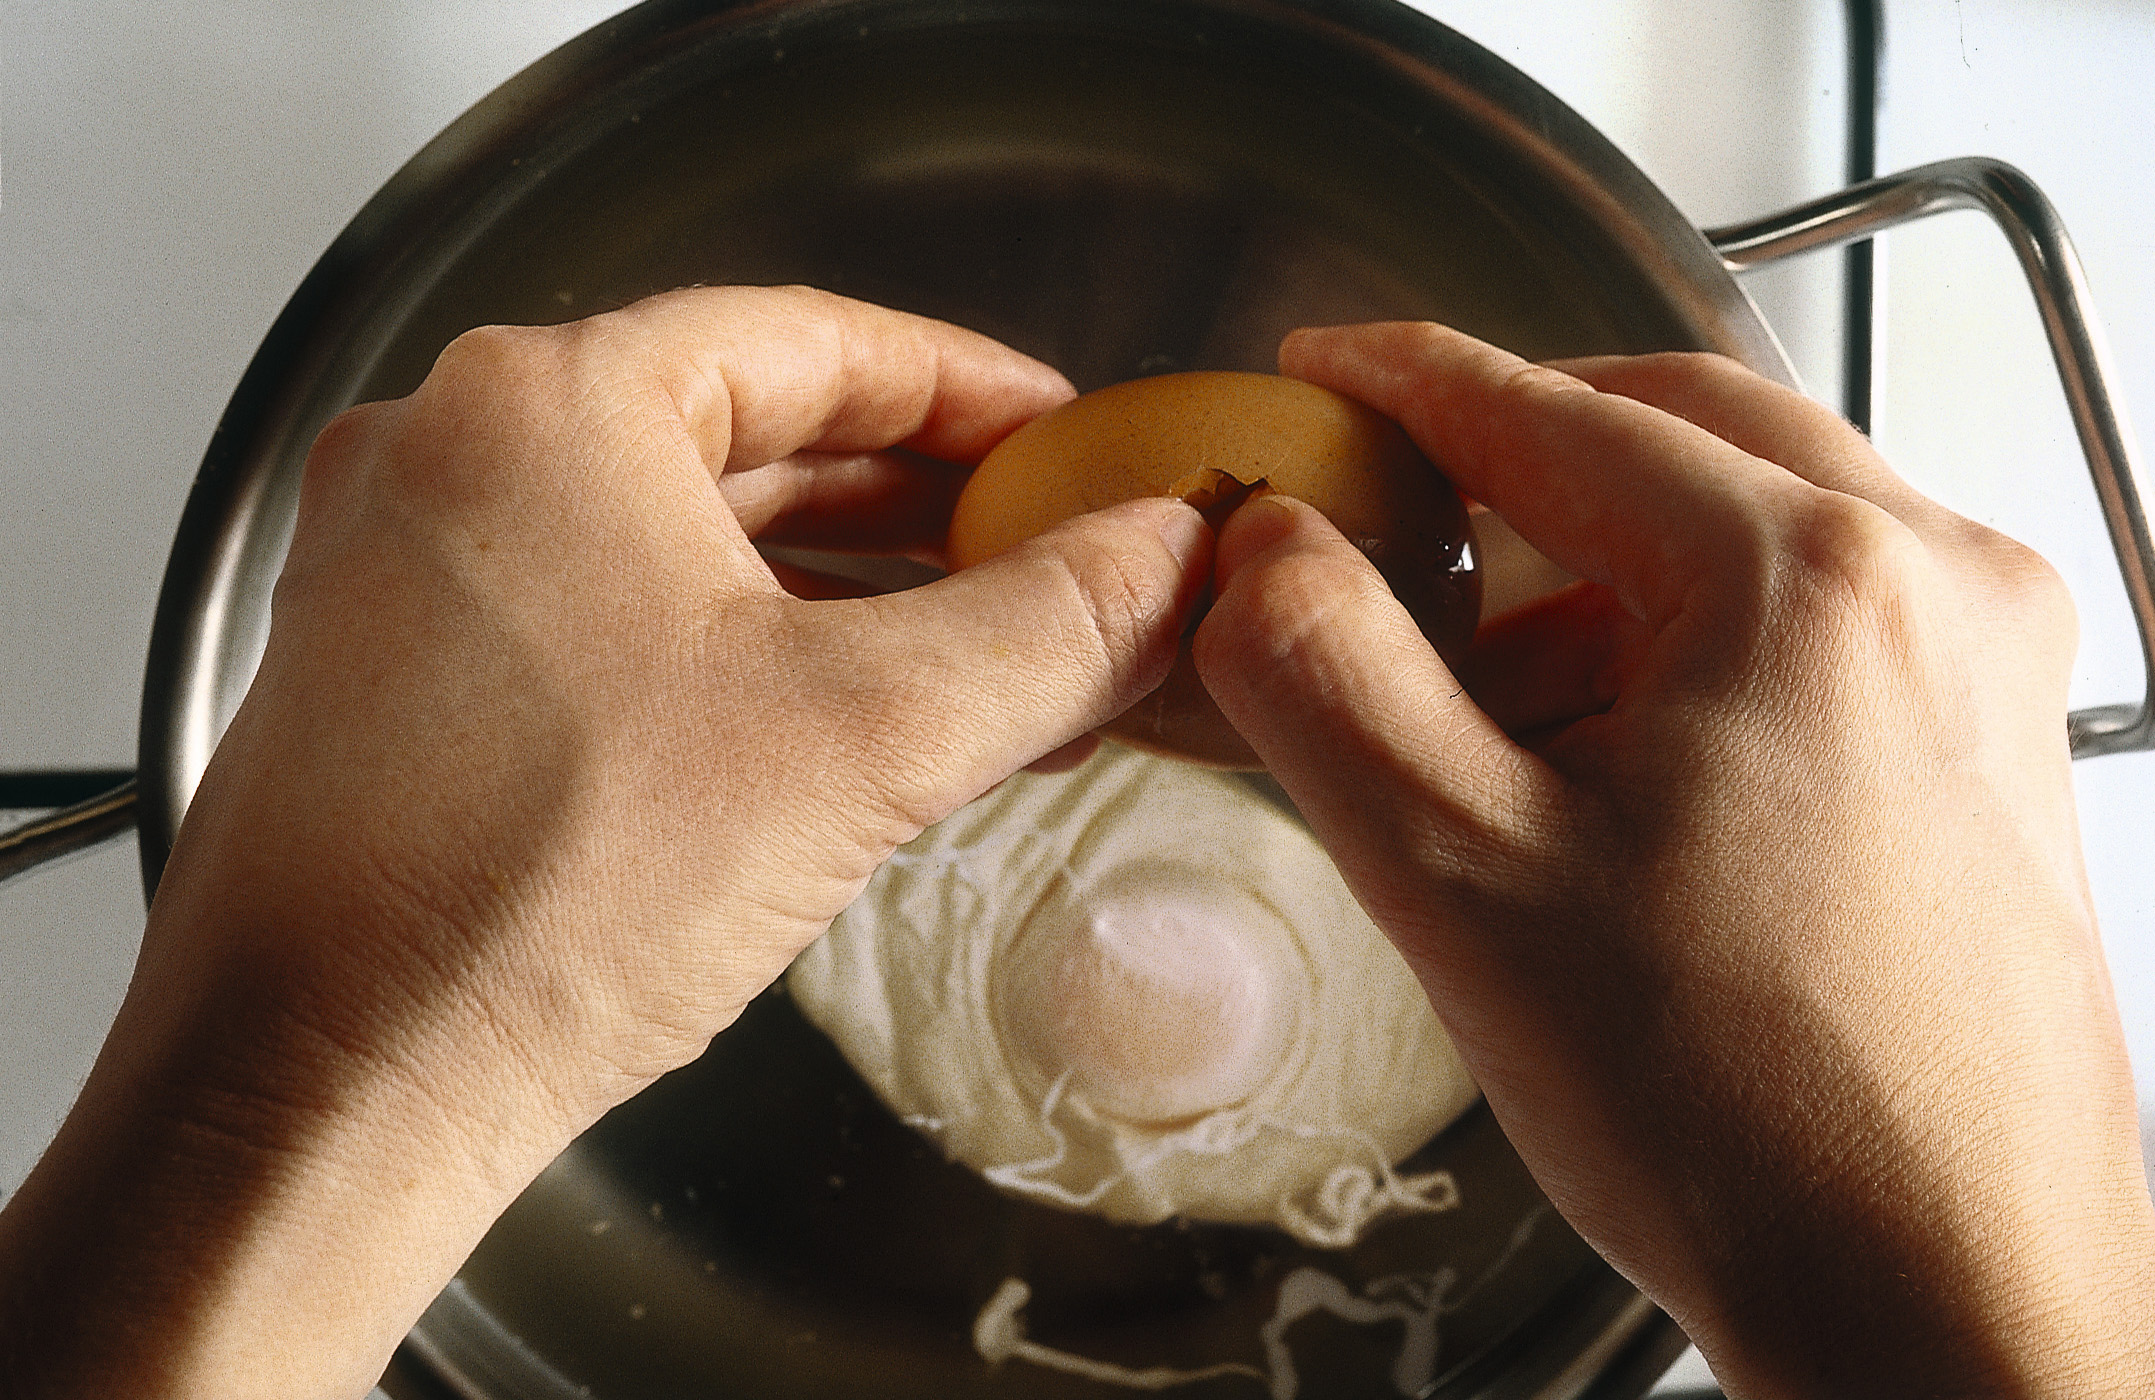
1778,491 -> 1927,604
1955,518 -> 2080,642
434,320 -> 526,369
295,401 -> 393,510
1628,349 -> 1750,386
376,321 -> 612,509
2020,554 -> 2079,641
306,399 -> 390,465
1478,362 -> 1600,465
1491,360 -> 1599,413
1745,493 -> 1933,669
1210,544 -> 1344,647
401,325 -> 562,461
1628,350 -> 1791,412
424,321 -> 564,407
766,283 -> 847,312
1050,522 -> 1181,674
1199,544 -> 1393,699
289,401 -> 398,558
1970,518 -> 2069,594
1394,319 -> 1461,360
1773,495 -> 2074,643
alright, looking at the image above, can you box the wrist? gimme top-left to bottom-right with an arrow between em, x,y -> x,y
0,920 -> 582,1398
1683,1165 -> 2155,1400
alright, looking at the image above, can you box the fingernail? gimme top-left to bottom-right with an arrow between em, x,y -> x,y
1212,493 -> 1301,588
1147,497 -> 1210,569
1223,491 -> 1300,545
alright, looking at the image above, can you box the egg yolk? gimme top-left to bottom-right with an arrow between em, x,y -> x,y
786,745 -> 1482,1246
996,878 -> 1303,1126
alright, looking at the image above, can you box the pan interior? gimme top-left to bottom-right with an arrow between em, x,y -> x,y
173,7 -> 1731,1396
344,17 -> 1679,407
418,980 -> 1603,1399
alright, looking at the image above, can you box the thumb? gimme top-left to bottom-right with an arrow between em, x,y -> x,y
850,496 -> 1211,825
1192,496 -> 1549,918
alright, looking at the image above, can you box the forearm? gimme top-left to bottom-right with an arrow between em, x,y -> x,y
1213,326 -> 2155,1400
1605,908 -> 2155,1399
1681,1106 -> 2155,1400
1457,887 -> 2155,1400
0,947 -> 572,1399
1690,1199 -> 2155,1399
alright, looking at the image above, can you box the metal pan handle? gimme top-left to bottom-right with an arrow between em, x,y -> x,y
11,155 -> 2142,900
1705,156 -> 2155,758
0,778 -> 140,888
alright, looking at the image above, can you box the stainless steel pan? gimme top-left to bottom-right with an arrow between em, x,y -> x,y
6,2 -> 2151,1396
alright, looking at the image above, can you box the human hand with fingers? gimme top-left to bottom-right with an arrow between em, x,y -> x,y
0,286 -> 1209,1400
1197,324 -> 2155,1398
7,288 -> 2149,1400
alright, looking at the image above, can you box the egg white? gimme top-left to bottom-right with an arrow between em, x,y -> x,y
787,744 -> 1479,1247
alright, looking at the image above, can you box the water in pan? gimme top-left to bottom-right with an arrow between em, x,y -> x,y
377,13 -> 1698,1396
431,762 -> 1600,1397
446,979 -> 1591,1398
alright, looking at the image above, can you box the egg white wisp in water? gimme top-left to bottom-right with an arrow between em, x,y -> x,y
787,745 -> 1480,1248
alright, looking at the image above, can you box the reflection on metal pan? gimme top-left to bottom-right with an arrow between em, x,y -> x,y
143,0 -> 1795,1395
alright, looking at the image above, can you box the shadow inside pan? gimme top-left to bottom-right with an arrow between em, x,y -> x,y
430,978 -> 1611,1398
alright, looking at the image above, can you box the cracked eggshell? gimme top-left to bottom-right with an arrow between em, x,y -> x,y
946,372 -> 1481,768
786,745 -> 1481,1248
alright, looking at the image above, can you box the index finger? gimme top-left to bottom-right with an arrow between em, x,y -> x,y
1279,322 -> 1816,631
601,285 -> 1075,472
404,287 -> 1072,590
1547,351 -> 1936,521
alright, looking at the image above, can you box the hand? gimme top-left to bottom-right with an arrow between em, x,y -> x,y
0,287 -> 1208,1398
1194,324 -> 2155,1399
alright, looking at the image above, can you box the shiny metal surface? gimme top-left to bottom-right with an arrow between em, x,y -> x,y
1707,157 -> 2155,758
127,0 -> 1815,1395
0,781 -> 139,888
135,0 -> 1805,885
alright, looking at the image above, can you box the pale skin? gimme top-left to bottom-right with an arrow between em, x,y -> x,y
0,286 -> 2148,1397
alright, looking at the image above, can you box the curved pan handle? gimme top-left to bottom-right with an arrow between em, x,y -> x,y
0,779 -> 139,888
1705,157 -> 2155,759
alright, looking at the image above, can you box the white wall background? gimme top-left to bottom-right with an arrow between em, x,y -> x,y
1863,0 -> 2155,1172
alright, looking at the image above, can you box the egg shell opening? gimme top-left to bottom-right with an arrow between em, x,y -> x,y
947,372 -> 1480,768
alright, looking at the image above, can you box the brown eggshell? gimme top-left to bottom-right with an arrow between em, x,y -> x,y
949,372 -> 1480,768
